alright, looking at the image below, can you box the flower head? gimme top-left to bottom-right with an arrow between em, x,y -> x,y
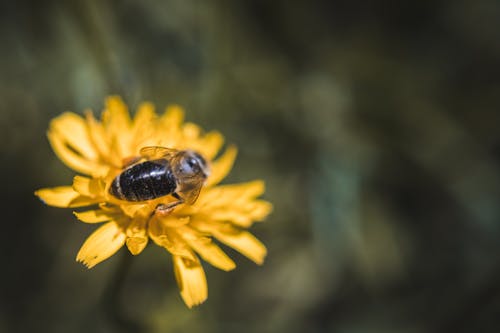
35,96 -> 272,307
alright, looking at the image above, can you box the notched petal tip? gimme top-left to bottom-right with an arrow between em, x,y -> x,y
76,257 -> 93,269
76,221 -> 126,268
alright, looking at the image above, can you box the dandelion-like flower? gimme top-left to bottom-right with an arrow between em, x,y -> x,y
35,96 -> 272,307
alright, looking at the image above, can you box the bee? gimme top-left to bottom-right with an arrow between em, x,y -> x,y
109,146 -> 209,213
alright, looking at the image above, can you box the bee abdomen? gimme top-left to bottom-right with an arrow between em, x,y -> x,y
110,160 -> 177,201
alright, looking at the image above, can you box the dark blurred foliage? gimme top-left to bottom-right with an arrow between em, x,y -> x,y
1,0 -> 500,332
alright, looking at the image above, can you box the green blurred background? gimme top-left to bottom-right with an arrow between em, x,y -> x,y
2,1 -> 500,332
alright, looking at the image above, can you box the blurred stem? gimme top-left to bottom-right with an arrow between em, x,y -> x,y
101,249 -> 144,333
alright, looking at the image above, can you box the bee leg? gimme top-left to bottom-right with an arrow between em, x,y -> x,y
155,198 -> 184,216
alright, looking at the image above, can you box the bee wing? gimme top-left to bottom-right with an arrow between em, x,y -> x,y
177,179 -> 204,205
139,146 -> 178,160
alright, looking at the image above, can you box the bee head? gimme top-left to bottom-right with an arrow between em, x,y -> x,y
176,151 -> 209,179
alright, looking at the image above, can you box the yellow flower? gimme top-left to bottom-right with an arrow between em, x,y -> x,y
35,96 -> 272,308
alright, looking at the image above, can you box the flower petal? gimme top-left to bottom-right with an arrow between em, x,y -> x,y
73,209 -> 115,223
102,96 -> 132,158
131,102 -> 157,150
180,226 -> 236,271
85,111 -> 110,161
125,214 -> 149,255
103,96 -> 131,130
50,112 -> 98,160
133,102 -> 156,125
107,137 -> 126,170
76,221 -> 126,268
214,229 -> 267,265
126,236 -> 149,255
35,186 -> 79,207
206,145 -> 237,186
173,255 -> 208,308
192,221 -> 267,265
35,186 -> 100,208
182,122 -> 201,142
48,131 -> 107,176
195,180 -> 265,208
203,199 -> 273,227
120,202 -> 149,218
157,105 -> 184,147
148,217 -> 197,261
189,131 -> 224,161
179,181 -> 271,230
72,176 -> 105,198
160,105 -> 184,128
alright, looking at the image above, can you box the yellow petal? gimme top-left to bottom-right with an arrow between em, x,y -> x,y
76,221 -> 126,268
148,217 -> 197,261
107,137 -> 125,169
181,227 -> 236,271
182,122 -> 201,142
193,221 -> 267,265
131,102 -> 157,149
125,214 -> 148,255
35,186 -> 100,208
158,215 -> 190,228
231,180 -> 265,199
72,175 -> 105,198
196,180 -> 265,207
48,131 -> 107,176
204,199 -> 273,227
120,202 -> 149,218
249,200 -> 274,221
126,236 -> 148,255
206,145 -> 237,187
133,102 -> 156,124
161,105 -> 184,128
35,186 -> 79,207
104,95 -> 131,129
85,110 -> 110,161
189,131 -> 224,161
73,209 -> 115,223
215,229 -> 267,265
50,112 -> 98,160
102,96 -> 132,158
173,255 -> 208,308
157,105 -> 184,147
